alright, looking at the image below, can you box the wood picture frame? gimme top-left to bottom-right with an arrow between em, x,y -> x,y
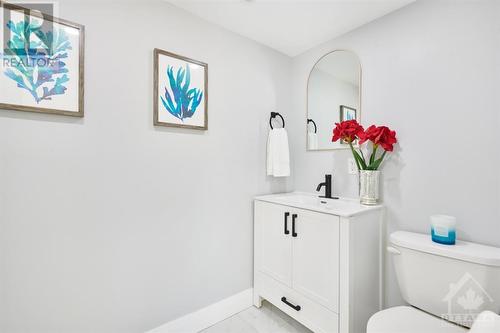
340,105 -> 357,122
0,1 -> 85,117
153,48 -> 208,130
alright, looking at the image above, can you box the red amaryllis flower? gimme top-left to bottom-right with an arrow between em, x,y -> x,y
332,120 -> 364,143
359,125 -> 397,152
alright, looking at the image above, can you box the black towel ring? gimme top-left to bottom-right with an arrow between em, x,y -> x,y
269,112 -> 285,129
307,119 -> 317,133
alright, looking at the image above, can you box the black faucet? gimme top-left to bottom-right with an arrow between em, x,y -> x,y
316,174 -> 339,199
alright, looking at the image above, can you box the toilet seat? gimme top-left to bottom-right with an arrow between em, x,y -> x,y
367,306 -> 468,333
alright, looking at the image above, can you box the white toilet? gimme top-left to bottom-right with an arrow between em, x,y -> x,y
367,231 -> 500,332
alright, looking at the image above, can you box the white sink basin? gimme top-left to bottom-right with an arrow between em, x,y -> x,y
255,192 -> 382,217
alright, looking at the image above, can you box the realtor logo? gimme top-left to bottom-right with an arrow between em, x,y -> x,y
442,273 -> 494,327
2,2 -> 56,55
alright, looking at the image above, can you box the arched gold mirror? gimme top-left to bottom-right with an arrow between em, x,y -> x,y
307,50 -> 361,150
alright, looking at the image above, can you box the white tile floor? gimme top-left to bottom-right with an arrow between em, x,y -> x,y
200,301 -> 312,333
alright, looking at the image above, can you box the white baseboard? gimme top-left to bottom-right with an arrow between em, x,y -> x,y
146,288 -> 253,333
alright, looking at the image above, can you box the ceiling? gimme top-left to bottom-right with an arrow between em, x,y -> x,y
167,0 -> 415,57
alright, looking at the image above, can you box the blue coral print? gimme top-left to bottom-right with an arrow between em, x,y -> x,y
2,19 -> 72,103
160,64 -> 203,121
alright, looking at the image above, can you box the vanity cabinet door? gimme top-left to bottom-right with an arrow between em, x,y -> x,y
291,208 -> 340,312
255,201 -> 293,287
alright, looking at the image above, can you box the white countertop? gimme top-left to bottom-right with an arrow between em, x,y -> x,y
255,191 -> 383,217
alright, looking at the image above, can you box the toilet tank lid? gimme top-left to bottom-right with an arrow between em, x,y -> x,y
390,231 -> 500,267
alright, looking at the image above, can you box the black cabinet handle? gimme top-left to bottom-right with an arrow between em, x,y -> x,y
292,214 -> 298,237
284,212 -> 290,235
281,297 -> 301,311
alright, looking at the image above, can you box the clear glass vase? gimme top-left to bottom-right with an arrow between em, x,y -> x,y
359,170 -> 380,205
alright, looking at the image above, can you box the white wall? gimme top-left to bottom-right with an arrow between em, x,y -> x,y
289,0 -> 500,306
0,1 -> 292,332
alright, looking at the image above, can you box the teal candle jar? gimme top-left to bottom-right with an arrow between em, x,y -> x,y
430,215 -> 456,245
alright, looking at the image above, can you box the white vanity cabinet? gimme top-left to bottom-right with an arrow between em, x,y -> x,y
253,193 -> 383,333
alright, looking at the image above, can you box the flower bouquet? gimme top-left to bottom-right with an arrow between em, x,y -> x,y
332,120 -> 397,205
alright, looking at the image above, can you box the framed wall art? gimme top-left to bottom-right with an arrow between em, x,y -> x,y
154,48 -> 208,130
340,105 -> 357,122
0,1 -> 85,116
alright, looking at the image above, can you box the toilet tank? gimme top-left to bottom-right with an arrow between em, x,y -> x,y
389,231 -> 500,328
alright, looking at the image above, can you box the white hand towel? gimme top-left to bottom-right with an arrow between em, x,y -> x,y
307,132 -> 318,150
267,128 -> 290,177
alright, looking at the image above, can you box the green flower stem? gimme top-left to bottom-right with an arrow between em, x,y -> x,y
359,147 -> 366,163
348,141 -> 367,170
369,144 -> 378,165
368,150 -> 387,170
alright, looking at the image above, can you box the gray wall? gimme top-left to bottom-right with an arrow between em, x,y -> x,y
0,1 -> 291,332
288,0 -> 500,306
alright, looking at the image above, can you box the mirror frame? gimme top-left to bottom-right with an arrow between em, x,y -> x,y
306,49 -> 362,151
